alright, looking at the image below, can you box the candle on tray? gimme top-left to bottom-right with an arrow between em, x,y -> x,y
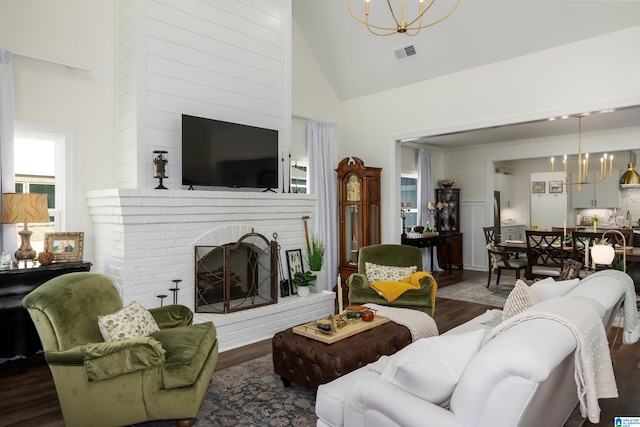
585,243 -> 590,269
337,274 -> 343,315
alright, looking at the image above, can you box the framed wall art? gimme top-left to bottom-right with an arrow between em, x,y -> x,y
549,181 -> 563,193
531,181 -> 546,194
286,249 -> 304,294
44,232 -> 84,261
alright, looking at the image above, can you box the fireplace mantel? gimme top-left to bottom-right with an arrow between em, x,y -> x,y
86,189 -> 334,351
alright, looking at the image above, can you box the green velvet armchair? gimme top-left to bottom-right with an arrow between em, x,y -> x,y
347,244 -> 436,315
22,272 -> 218,427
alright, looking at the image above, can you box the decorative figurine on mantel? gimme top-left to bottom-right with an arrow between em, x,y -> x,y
153,150 -> 169,189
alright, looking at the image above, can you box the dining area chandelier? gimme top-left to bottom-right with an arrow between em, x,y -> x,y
346,0 -> 460,36
550,115 -> 613,191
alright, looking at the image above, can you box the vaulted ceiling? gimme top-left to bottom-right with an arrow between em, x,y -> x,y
293,1 -> 640,101
292,1 -> 640,146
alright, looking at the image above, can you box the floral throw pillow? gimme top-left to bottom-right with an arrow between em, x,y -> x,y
98,301 -> 160,342
365,262 -> 417,283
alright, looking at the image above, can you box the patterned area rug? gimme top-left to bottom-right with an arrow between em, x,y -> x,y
136,354 -> 317,427
436,274 -> 516,307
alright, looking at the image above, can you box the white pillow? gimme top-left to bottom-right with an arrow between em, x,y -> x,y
380,329 -> 486,405
365,262 -> 417,282
98,301 -> 160,342
502,280 -> 542,320
531,277 -> 580,300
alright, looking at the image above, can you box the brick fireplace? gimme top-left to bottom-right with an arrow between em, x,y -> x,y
86,189 -> 334,351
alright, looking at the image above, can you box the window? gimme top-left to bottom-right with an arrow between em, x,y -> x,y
401,175 -> 418,228
291,162 -> 307,194
13,124 -> 72,254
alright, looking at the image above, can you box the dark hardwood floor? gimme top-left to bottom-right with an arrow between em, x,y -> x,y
0,269 -> 637,426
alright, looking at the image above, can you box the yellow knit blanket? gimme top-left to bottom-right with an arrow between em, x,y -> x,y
370,272 -> 437,309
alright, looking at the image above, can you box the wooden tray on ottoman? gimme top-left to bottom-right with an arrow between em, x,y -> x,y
293,315 -> 390,344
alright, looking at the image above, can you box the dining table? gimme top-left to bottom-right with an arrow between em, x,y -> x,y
498,240 -> 574,254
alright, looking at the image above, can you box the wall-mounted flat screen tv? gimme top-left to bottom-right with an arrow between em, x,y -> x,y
182,114 -> 279,190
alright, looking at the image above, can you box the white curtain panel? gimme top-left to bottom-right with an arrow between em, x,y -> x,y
418,148 -> 441,272
307,119 -> 338,291
0,49 -> 16,255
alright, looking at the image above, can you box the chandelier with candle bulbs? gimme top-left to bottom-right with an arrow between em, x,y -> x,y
550,115 -> 613,191
346,0 -> 460,36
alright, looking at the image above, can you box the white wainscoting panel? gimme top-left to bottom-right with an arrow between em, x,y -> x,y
460,200 -> 489,271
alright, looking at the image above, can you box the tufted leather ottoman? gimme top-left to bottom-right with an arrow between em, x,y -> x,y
272,321 -> 412,391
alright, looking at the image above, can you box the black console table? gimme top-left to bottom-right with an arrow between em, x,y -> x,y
401,235 -> 452,274
0,262 -> 92,358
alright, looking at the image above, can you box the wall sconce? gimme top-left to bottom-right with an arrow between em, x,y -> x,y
0,193 -> 50,264
153,150 -> 168,190
590,229 -> 627,272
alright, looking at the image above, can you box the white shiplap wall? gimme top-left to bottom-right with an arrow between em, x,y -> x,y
116,0 -> 290,189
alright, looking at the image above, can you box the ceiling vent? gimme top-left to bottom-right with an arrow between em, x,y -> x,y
394,44 -> 418,61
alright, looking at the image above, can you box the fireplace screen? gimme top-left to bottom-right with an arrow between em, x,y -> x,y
195,231 -> 277,313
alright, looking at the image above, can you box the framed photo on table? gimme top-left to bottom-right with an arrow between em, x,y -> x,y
44,232 -> 84,261
531,181 -> 546,194
286,249 -> 304,294
549,181 -> 563,193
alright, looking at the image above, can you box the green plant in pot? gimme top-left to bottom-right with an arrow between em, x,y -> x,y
612,253 -> 634,273
307,234 -> 325,269
293,271 -> 316,297
307,234 -> 325,293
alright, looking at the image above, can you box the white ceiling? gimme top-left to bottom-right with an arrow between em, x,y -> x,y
411,106 -> 640,148
292,1 -> 640,147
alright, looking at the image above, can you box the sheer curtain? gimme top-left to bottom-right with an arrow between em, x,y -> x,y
307,120 -> 338,291
417,148 -> 441,271
0,49 -> 16,255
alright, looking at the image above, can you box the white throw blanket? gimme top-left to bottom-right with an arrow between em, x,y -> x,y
363,303 -> 439,341
483,297 -> 618,424
579,269 -> 640,344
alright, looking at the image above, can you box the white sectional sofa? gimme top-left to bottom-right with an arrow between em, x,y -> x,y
316,270 -> 637,427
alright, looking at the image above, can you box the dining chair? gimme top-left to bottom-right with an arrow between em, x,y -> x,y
603,228 -> 633,248
571,231 -> 602,267
525,229 -> 567,280
483,226 -> 527,288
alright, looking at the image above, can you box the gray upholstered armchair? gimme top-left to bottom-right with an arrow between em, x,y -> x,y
346,244 -> 437,315
22,272 -> 218,427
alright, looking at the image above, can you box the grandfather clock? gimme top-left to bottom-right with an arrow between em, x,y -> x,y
336,157 -> 382,281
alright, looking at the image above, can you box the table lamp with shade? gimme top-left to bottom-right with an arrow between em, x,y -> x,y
0,193 -> 50,264
590,229 -> 627,273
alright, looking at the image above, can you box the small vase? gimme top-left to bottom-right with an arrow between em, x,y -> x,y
311,269 -> 325,293
297,286 -> 311,297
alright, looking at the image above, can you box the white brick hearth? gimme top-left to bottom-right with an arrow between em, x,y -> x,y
86,188 -> 335,352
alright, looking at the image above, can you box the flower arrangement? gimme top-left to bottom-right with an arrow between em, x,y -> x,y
440,178 -> 455,187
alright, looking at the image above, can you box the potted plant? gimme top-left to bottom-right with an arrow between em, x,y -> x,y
307,234 -> 325,293
293,271 -> 316,297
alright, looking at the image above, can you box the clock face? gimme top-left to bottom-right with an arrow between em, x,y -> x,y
346,175 -> 361,201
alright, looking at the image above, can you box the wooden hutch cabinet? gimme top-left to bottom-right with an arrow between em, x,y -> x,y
435,187 -> 463,270
337,157 -> 382,281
